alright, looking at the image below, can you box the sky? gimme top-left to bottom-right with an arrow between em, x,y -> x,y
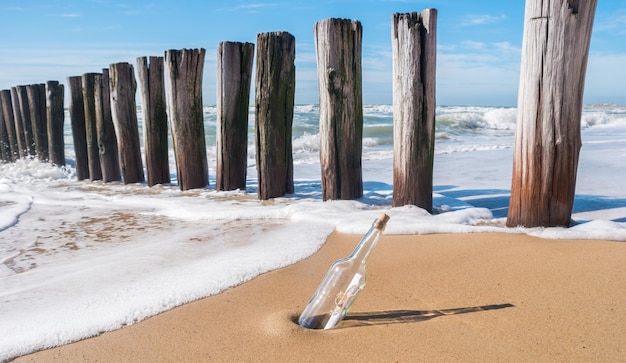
0,0 -> 625,107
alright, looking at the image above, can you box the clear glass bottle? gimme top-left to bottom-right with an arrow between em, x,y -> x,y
298,213 -> 390,330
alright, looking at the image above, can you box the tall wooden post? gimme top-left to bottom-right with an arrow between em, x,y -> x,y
255,32 -> 295,200
137,56 -> 170,187
314,18 -> 364,201
95,70 -> 121,182
67,76 -> 90,180
0,99 -> 8,162
216,41 -> 254,191
17,85 -> 37,157
82,73 -> 103,181
10,87 -> 28,158
110,62 -> 145,184
1,90 -> 18,161
391,10 -> 437,212
26,83 -> 49,161
507,0 -> 598,228
164,48 -> 207,191
46,81 -> 65,166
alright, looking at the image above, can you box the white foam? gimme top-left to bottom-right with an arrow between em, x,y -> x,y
1,104 -> 626,361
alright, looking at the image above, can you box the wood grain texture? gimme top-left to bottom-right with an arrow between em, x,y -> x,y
391,9 -> 437,212
67,76 -> 90,180
507,0 -> 597,227
314,18 -> 363,201
110,62 -> 145,184
216,42 -> 254,191
255,33 -> 295,200
46,81 -> 65,166
95,70 -> 121,182
164,49 -> 207,191
1,90 -> 18,162
82,73 -> 103,181
137,56 -> 170,187
26,83 -> 48,161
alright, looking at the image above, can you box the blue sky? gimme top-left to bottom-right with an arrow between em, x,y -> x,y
1,0 -> 625,106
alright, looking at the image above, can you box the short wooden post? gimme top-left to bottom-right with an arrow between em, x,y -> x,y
95,70 -> 121,182
164,48 -> 207,191
391,10 -> 437,212
26,83 -> 49,161
11,87 -> 28,158
82,73 -> 103,181
46,81 -> 65,166
137,56 -> 170,187
507,0 -> 598,228
67,76 -> 90,180
255,32 -> 295,200
0,99 -> 9,162
216,41 -> 254,191
110,62 -> 145,184
314,18 -> 364,201
1,90 -> 19,162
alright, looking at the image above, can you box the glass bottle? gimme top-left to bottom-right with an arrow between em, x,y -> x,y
298,213 -> 390,330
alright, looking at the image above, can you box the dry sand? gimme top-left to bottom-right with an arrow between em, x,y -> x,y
15,232 -> 626,362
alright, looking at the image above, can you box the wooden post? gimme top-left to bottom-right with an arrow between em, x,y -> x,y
216,41 -> 254,191
507,0 -> 598,228
11,87 -> 28,158
255,32 -> 295,200
67,76 -> 90,180
1,90 -> 18,161
137,56 -> 170,187
0,98 -> 8,162
26,83 -> 49,161
82,73 -> 103,181
110,62 -> 145,184
17,85 -> 38,157
95,70 -> 121,182
164,48 -> 207,191
391,10 -> 437,212
314,18 -> 364,201
46,81 -> 65,166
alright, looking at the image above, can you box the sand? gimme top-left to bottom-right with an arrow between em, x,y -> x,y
14,232 -> 626,362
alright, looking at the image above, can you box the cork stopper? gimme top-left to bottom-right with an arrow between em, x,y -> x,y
373,213 -> 390,230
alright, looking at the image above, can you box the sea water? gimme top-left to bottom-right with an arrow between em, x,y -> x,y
1,104 -> 626,360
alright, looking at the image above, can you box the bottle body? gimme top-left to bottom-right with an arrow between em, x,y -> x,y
298,257 -> 367,329
298,213 -> 389,330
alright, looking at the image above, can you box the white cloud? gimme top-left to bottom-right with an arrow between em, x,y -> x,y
461,14 -> 507,26
48,13 -> 81,18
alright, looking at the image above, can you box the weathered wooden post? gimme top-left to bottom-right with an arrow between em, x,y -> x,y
255,32 -> 295,200
67,76 -> 90,180
17,85 -> 38,157
507,0 -> 598,228
82,73 -> 103,181
391,10 -> 437,212
46,81 -> 65,166
110,62 -> 145,184
1,90 -> 18,161
26,83 -> 48,161
314,18 -> 364,200
11,87 -> 28,158
216,41 -> 254,191
164,48 -> 207,190
95,70 -> 121,182
0,100 -> 8,162
137,56 -> 170,187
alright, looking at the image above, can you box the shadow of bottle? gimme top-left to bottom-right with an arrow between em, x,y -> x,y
337,303 -> 515,329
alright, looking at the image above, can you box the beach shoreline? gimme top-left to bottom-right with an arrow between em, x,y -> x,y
14,231 -> 626,362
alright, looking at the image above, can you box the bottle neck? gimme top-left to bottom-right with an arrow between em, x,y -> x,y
349,220 -> 386,265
